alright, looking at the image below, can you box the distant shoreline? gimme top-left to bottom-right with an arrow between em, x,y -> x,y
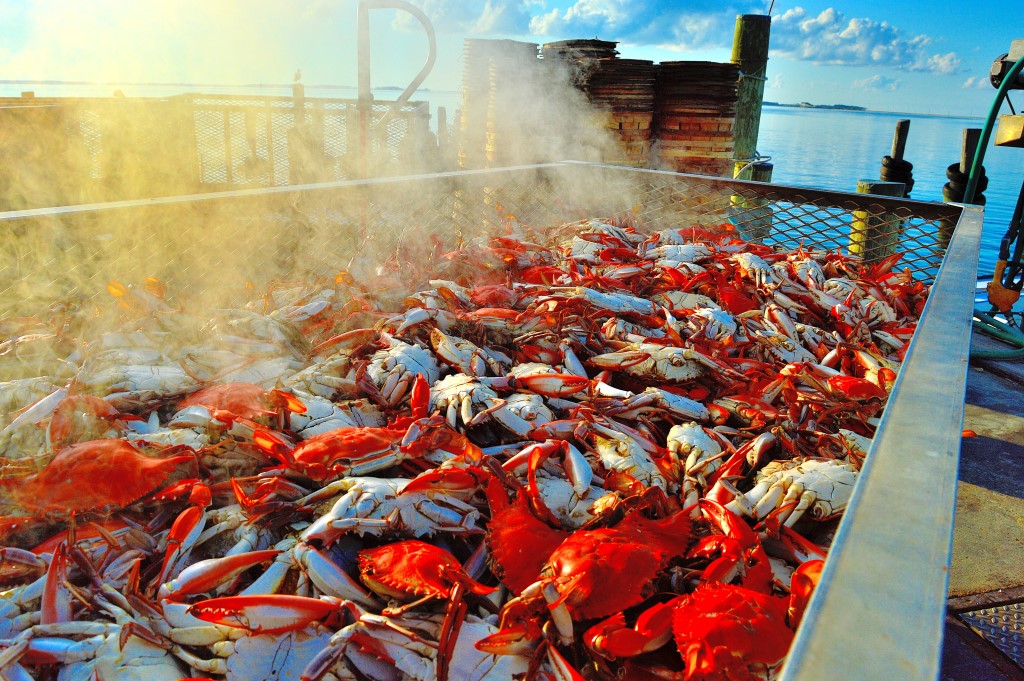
763,101 -> 982,120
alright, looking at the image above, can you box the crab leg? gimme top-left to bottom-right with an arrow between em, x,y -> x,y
40,543 -> 72,625
155,483 -> 212,587
158,549 -> 281,601
188,594 -> 336,635
293,542 -> 379,609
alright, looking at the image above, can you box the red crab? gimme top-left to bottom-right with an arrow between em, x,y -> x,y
672,583 -> 794,681
359,539 -> 496,681
0,438 -> 196,544
262,377 -> 480,480
178,382 -> 306,424
47,394 -> 138,449
484,481 -> 693,649
583,559 -> 825,677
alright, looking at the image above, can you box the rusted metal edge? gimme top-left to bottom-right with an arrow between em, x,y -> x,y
780,204 -> 984,681
949,586 -> 1024,614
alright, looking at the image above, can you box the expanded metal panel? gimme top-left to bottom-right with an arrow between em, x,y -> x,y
0,163 -> 964,321
76,108 -> 104,181
194,110 -> 230,184
185,94 -> 430,188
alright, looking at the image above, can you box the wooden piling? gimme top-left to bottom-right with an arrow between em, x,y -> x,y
891,119 -> 910,165
937,128 -> 984,247
960,128 -> 982,175
731,14 -> 771,180
850,180 -> 906,262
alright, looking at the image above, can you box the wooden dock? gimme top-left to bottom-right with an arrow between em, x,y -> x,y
943,332 -> 1024,679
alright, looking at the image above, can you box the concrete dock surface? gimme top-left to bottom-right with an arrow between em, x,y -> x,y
942,332 -> 1024,680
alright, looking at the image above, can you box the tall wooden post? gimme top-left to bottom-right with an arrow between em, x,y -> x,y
960,128 -> 982,176
891,120 -> 910,168
937,128 -> 983,248
731,14 -> 771,181
850,180 -> 905,262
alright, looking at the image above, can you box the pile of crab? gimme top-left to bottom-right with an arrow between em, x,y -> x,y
0,217 -> 925,680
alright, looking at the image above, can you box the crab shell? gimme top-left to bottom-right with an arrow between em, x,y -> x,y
358,539 -> 495,601
366,339 -> 441,406
596,343 -> 740,385
178,382 -> 305,422
290,423 -> 407,476
484,479 -> 570,594
0,439 -> 196,519
673,583 -> 793,679
541,510 -> 692,621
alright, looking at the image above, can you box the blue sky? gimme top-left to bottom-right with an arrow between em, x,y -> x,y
0,0 -> 1013,116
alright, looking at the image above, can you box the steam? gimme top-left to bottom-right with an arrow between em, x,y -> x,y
0,9 -> 666,389
456,41 -> 617,169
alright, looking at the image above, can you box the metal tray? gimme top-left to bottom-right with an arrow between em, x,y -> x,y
0,161 -> 984,680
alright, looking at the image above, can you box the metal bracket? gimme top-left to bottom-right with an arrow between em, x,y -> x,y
357,0 -> 437,177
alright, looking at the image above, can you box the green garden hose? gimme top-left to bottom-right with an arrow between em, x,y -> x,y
964,53 -> 1024,359
972,311 -> 1024,359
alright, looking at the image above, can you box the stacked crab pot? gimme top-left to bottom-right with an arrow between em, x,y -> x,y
0,216 -> 924,680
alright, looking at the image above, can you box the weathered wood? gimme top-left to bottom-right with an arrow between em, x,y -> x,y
850,180 -> 906,262
891,119 -> 910,160
731,14 -> 771,180
960,128 -> 982,175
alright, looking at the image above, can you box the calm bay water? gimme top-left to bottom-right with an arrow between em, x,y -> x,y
759,106 -> 1021,278
2,83 -> 1019,276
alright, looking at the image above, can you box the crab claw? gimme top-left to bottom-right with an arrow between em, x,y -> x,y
588,350 -> 651,370
475,621 -> 544,656
159,549 -> 281,601
787,559 -> 824,628
400,465 -> 493,496
188,594 -> 336,634
584,602 -> 674,659
512,373 -> 590,398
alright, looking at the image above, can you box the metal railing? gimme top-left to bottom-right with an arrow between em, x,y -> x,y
0,93 -> 433,209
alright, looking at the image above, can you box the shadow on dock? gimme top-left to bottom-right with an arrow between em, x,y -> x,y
942,331 -> 1024,679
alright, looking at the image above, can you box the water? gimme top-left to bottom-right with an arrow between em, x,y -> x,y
3,82 -> 1020,276
759,106 -> 1023,278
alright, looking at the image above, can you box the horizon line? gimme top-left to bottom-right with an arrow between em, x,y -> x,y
0,79 -> 977,118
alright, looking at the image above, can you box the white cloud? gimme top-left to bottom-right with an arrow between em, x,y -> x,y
853,74 -> 901,91
923,52 -> 960,75
399,0 -> 533,35
772,7 -> 961,75
525,0 -> 764,49
962,75 -> 990,89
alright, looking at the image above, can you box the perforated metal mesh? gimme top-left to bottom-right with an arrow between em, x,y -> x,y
184,95 -> 428,187
0,163 -> 964,321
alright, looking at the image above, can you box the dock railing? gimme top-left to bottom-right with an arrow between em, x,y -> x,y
0,93 -> 433,210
